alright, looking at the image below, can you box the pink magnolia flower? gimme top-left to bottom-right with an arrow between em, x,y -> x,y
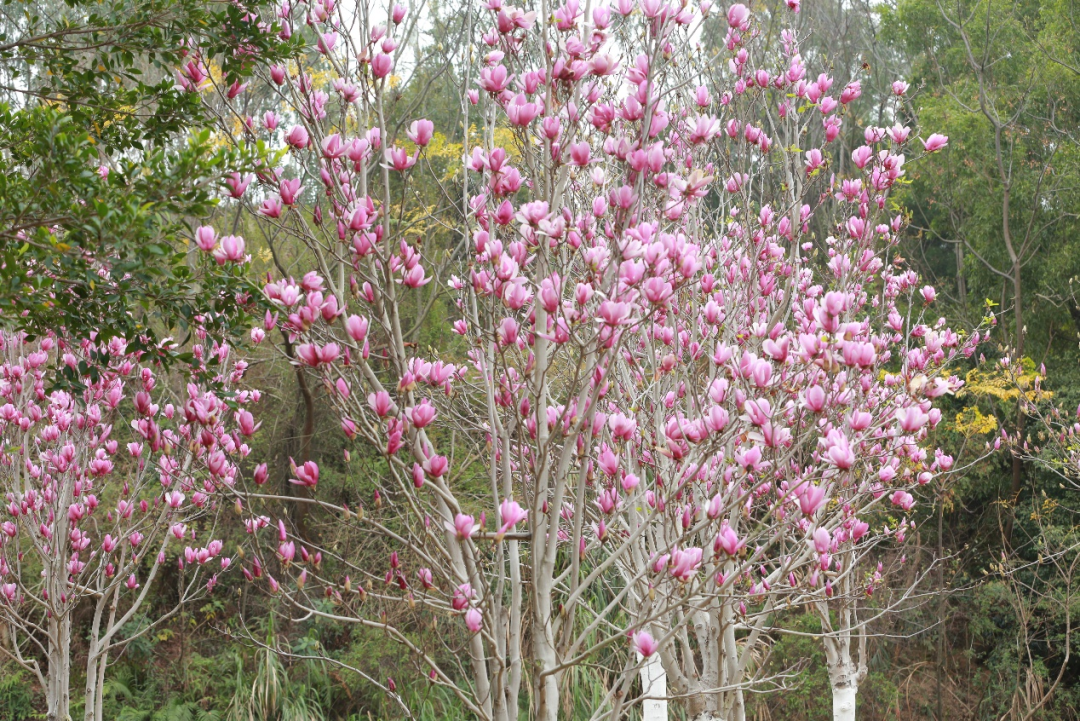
851,145 -> 873,169
286,125 -> 309,149
407,119 -> 434,147
824,430 -> 855,470
405,400 -> 437,428
317,31 -> 337,54
346,315 -> 369,342
797,482 -> 827,516
368,391 -> 394,417
498,499 -> 527,535
322,133 -> 346,159
449,513 -> 480,540
289,460 -> 319,488
890,490 -> 915,510
225,172 -> 252,198
896,406 -> 929,433
259,196 -> 283,218
668,547 -> 703,582
922,133 -> 948,152
727,3 -> 750,30
632,630 -> 659,658
479,65 -> 510,93
279,178 -> 302,206
213,235 -> 246,264
372,53 -> 393,79
1,583 -> 16,603
714,523 -> 744,556
386,146 -> 416,171
465,607 -> 483,632
194,226 -> 217,252
813,527 -> 832,554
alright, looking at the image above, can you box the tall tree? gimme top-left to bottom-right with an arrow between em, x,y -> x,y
886,0 -> 1080,536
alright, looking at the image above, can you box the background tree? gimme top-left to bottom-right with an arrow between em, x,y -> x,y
0,0 -> 283,359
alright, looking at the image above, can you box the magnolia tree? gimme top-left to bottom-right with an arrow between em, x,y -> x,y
0,327 -> 258,721
200,0 -> 974,719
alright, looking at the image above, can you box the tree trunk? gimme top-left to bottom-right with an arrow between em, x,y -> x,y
641,653 -> 667,721
534,639 -> 561,721
47,613 -> 72,721
829,657 -> 860,721
831,683 -> 858,721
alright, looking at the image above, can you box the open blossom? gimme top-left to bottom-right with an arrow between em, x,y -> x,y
259,196 -> 283,218
407,119 -> 434,147
449,513 -> 480,540
212,235 -> 245,264
497,499 -> 527,536
668,547 -> 703,582
727,2 -> 750,29
405,399 -> 437,428
824,430 -> 855,470
386,146 -> 416,171
714,523 -> 744,556
289,460 -> 319,487
632,630 -> 659,658
286,125 -> 309,149
922,133 -> 948,152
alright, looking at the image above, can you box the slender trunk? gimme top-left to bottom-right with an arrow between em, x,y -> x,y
83,652 -> 100,721
94,647 -> 108,721
831,682 -> 858,721
640,653 -> 667,721
47,613 -> 72,721
1006,409 -> 1025,542
828,642 -> 860,721
955,241 -> 967,306
278,334 -> 316,541
997,143 -> 1024,544
292,362 -> 316,540
936,484 -> 946,721
823,605 -> 863,721
533,582 -> 560,721
534,629 -> 561,721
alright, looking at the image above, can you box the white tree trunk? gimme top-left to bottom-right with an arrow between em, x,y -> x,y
640,653 -> 667,721
46,620 -> 71,721
831,683 -> 857,721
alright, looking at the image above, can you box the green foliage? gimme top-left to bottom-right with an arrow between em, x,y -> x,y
0,666 -> 41,721
0,104 -> 259,359
885,0 -> 1080,360
0,0 -> 289,358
